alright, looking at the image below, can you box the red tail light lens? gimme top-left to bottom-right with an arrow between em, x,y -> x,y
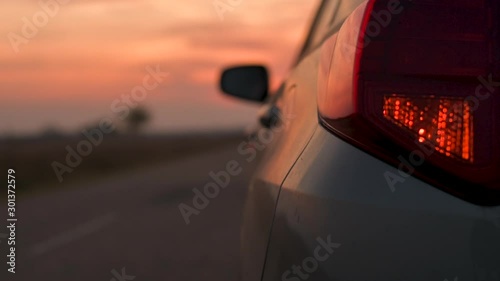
383,95 -> 474,163
318,0 -> 500,204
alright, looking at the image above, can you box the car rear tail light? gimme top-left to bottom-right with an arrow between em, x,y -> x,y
318,0 -> 500,204
383,95 -> 474,163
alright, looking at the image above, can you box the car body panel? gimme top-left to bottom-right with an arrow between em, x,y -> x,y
240,46 -> 322,281
263,125 -> 500,281
240,0 -> 370,280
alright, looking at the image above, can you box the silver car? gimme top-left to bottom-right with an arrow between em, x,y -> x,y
220,0 -> 500,280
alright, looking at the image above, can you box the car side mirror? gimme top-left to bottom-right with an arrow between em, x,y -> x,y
220,65 -> 268,103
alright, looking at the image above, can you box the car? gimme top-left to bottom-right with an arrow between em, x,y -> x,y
219,0 -> 500,280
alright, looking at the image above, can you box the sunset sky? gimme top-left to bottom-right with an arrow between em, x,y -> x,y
0,0 -> 318,136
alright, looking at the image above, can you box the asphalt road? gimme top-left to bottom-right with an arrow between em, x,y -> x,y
0,141 -> 257,281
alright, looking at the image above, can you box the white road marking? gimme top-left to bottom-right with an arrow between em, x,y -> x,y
29,212 -> 116,257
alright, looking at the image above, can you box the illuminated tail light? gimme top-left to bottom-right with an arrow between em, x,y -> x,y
383,95 -> 474,162
318,0 -> 500,204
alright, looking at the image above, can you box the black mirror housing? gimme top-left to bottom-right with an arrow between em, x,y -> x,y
220,65 -> 268,103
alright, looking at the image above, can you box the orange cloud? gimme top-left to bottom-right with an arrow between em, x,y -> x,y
0,0 -> 319,134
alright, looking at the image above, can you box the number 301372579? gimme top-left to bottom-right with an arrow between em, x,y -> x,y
7,169 -> 16,214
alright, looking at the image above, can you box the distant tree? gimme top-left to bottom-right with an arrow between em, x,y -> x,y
125,107 -> 151,133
